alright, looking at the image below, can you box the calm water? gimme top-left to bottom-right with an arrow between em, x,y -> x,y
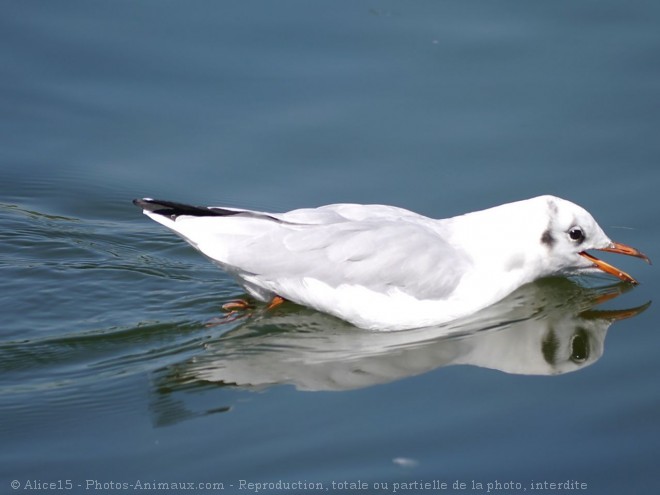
2,1 -> 659,494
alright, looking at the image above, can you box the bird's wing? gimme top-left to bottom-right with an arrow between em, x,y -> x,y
226,218 -> 470,301
136,200 -> 469,301
273,203 -> 426,224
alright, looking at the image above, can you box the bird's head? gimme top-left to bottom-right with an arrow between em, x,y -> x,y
446,195 -> 650,286
532,196 -> 650,283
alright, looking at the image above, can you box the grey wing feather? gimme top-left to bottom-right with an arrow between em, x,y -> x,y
228,220 -> 469,300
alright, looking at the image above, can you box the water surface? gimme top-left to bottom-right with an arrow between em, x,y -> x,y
2,1 -> 659,494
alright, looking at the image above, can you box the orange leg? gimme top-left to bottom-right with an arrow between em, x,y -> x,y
221,299 -> 252,311
266,295 -> 285,310
208,296 -> 285,327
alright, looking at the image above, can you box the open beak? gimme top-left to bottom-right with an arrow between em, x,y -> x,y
579,242 -> 651,285
581,300 -> 652,322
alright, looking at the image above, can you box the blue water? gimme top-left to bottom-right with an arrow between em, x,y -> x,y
2,1 -> 659,494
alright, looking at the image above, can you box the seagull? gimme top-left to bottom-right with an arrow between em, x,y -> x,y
133,195 -> 649,330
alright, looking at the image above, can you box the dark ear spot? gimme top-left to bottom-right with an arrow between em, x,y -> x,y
542,328 -> 559,365
541,229 -> 555,247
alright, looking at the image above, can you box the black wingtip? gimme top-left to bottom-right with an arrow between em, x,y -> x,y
133,198 -> 153,210
133,198 -> 178,213
133,198 -> 241,219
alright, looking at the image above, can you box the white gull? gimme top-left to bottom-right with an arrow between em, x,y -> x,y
133,195 -> 649,330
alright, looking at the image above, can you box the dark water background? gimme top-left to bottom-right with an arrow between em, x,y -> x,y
2,1 -> 659,494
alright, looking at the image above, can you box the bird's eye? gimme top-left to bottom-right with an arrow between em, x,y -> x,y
568,227 -> 585,243
570,330 -> 589,363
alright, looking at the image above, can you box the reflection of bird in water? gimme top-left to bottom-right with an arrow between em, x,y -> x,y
134,196 -> 649,330
161,279 -> 649,393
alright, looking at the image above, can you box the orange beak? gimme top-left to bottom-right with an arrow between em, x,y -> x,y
579,242 -> 651,285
